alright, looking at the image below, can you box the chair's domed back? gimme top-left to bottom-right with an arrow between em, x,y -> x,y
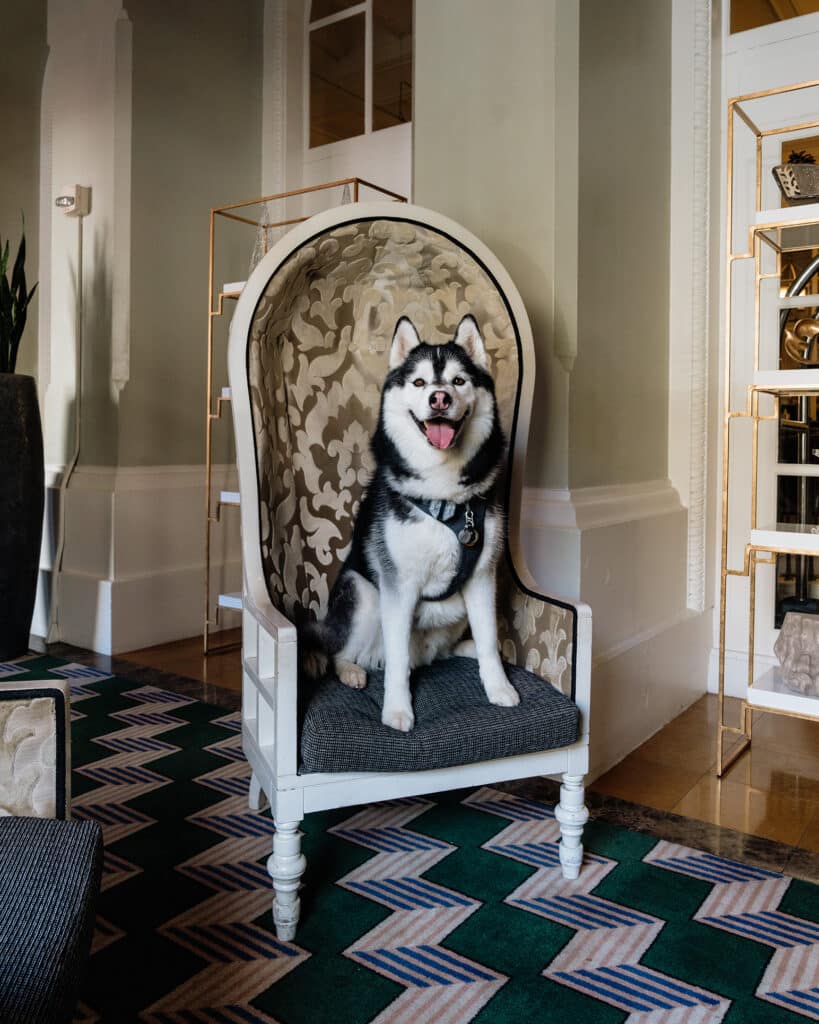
246,215 -> 525,625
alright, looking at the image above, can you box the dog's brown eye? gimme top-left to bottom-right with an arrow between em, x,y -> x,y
453,376 -> 466,386
413,378 -> 425,388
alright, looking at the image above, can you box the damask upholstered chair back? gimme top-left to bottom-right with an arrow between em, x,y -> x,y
241,208 -> 576,698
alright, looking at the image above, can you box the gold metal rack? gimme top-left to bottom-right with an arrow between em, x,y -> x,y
718,78 -> 819,774
204,178 -> 406,654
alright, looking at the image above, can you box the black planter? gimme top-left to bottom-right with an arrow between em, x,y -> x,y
0,374 -> 44,659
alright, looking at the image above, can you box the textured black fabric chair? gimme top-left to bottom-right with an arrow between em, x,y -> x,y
0,817 -> 103,1024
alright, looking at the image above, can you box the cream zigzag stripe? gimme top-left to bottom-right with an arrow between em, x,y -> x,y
468,788 -> 731,1023
647,840 -> 819,1021
330,798 -> 507,1024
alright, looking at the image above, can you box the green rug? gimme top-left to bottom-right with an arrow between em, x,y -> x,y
6,655 -> 819,1023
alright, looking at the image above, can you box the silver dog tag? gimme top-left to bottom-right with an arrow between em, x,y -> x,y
458,503 -> 479,546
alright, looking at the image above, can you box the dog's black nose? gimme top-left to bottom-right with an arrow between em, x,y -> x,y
430,390 -> 452,410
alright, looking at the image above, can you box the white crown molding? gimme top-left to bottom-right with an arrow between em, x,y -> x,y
522,479 -> 684,533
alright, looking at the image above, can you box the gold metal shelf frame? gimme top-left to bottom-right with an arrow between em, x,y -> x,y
718,78 -> 819,774
204,178 -> 406,654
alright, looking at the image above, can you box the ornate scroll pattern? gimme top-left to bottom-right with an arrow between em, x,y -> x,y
496,564 -> 574,697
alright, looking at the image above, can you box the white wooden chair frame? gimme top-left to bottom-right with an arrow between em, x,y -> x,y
227,202 -> 592,940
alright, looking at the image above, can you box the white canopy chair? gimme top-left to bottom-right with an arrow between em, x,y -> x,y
227,202 -> 592,940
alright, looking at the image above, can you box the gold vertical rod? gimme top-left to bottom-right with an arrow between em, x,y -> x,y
718,102 -> 737,761
204,208 -> 216,655
756,131 -> 763,217
354,178 -> 360,202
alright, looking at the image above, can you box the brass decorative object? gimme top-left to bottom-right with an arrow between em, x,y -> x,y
204,178 -> 406,654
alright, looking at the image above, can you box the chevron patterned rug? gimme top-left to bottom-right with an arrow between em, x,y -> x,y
8,656 -> 819,1023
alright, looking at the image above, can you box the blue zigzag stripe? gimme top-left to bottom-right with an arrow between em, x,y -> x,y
52,664 -> 112,680
354,945 -> 496,987
80,764 -> 166,785
199,775 -> 250,797
472,797 -> 556,821
334,827 -> 449,853
766,988 -> 819,1013
180,862 -> 272,891
347,876 -> 473,911
652,853 -> 781,884
111,711 -> 184,726
125,687 -> 191,704
556,964 -> 719,1012
95,736 -> 177,753
165,922 -> 298,962
491,842 -> 561,867
196,814 -> 276,839
703,911 -> 819,947
519,894 -> 655,929
73,803 -> 152,826
0,663 -> 26,678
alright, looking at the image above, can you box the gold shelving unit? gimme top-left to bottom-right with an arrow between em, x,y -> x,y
718,78 -> 819,774
204,177 -> 406,654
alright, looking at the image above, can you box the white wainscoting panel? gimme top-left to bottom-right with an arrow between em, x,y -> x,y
33,464 -> 241,654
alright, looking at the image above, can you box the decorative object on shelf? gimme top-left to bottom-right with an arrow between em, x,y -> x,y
783,316 -> 819,365
772,148 -> 819,204
774,610 -> 819,696
0,224 -> 43,659
248,201 -> 275,277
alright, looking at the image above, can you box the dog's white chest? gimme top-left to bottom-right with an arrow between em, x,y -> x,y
384,515 -> 461,595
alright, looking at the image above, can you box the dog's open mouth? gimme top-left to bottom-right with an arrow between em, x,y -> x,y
412,414 -> 464,450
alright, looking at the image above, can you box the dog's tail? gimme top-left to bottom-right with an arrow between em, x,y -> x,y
299,619 -> 331,681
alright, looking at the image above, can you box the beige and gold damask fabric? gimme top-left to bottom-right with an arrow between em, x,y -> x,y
247,218 -> 574,695
0,696 -> 59,818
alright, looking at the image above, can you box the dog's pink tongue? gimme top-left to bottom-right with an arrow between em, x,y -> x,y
425,421 -> 456,449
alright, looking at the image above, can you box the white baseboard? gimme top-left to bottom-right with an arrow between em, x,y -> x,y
35,463 -> 242,654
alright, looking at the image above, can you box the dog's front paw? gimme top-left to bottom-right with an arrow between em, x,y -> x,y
303,650 -> 328,680
336,659 -> 367,689
485,677 -> 520,708
382,706 -> 415,732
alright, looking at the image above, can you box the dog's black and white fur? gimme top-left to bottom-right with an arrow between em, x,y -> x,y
303,314 -> 519,732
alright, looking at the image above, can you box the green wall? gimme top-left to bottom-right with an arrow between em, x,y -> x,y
413,0 -> 576,490
0,0 -> 48,380
118,0 -> 264,466
570,0 -> 672,488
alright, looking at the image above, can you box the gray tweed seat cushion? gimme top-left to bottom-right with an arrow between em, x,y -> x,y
300,656 -> 580,773
0,817 -> 103,1024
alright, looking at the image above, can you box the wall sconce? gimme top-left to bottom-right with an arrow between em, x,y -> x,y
54,185 -> 91,217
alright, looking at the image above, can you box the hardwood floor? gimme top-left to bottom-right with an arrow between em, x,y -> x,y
120,634 -> 819,852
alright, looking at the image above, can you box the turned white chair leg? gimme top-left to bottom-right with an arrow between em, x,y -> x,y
248,772 -> 264,811
267,820 -> 306,941
555,773 -> 589,880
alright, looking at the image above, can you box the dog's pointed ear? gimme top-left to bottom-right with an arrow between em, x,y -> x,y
453,315 -> 487,368
390,317 -> 422,368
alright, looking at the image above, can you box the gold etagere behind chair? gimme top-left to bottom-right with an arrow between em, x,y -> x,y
718,77 -> 819,774
204,178 -> 406,654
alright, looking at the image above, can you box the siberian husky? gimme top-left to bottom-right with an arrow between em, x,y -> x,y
303,314 -> 519,732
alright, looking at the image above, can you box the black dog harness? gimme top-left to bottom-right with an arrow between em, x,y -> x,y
346,492 -> 491,602
407,494 -> 489,601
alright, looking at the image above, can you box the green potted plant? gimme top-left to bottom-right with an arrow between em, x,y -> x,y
772,149 -> 819,205
0,223 -> 43,659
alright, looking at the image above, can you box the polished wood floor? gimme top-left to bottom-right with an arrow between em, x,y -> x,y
121,634 -> 819,851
